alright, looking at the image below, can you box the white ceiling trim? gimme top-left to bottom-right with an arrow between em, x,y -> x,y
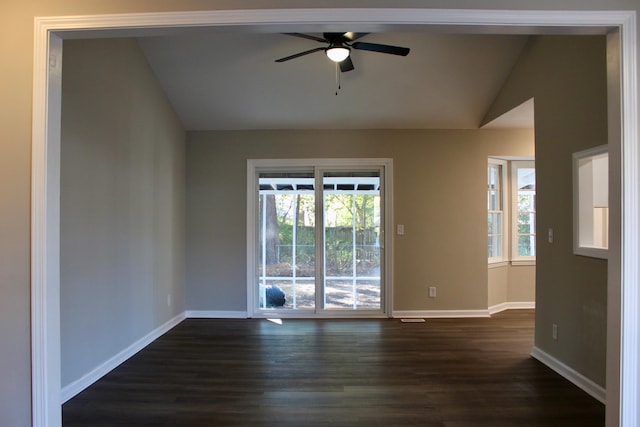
32,8 -> 638,427
38,8 -> 628,36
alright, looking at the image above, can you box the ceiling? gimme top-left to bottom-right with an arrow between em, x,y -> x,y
137,31 -> 533,131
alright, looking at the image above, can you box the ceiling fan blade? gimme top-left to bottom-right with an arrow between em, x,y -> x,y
275,47 -> 326,62
339,56 -> 355,72
284,33 -> 328,43
352,42 -> 410,56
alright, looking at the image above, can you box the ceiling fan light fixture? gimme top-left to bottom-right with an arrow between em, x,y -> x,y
326,46 -> 350,62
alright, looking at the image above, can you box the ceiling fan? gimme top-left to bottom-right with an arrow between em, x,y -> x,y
275,32 -> 410,72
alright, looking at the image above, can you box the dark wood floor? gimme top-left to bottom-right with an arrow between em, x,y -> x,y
63,310 -> 604,426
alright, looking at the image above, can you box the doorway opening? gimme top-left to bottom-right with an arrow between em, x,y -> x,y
31,8 -> 636,427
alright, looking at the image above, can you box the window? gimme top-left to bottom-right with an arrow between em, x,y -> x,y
512,161 -> 536,263
488,159 -> 507,263
488,158 -> 536,265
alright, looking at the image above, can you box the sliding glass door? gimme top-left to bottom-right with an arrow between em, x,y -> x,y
258,173 -> 316,311
249,160 -> 390,317
323,172 -> 381,311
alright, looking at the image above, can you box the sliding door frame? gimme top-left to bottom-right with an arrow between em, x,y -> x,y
247,158 -> 393,318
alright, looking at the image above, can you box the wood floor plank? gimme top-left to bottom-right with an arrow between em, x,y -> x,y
62,310 -> 604,426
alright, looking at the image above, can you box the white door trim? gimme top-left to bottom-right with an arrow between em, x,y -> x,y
32,8 -> 637,427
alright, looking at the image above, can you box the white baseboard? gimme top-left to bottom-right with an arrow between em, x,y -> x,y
489,301 -> 535,315
60,312 -> 186,403
531,346 -> 606,404
395,304 -> 535,319
186,310 -> 248,318
393,309 -> 490,318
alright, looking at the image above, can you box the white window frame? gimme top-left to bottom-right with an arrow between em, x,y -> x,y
511,160 -> 536,265
488,158 -> 508,266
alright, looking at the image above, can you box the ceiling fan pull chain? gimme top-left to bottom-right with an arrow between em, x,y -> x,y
335,62 -> 341,96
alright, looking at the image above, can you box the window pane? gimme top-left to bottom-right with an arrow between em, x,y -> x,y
518,235 -> 536,257
487,164 -> 502,211
325,280 -> 354,309
258,173 -> 316,310
296,194 -> 315,277
488,210 -> 502,258
356,280 -> 381,309
518,220 -> 533,235
259,279 -> 315,310
488,233 -> 502,258
515,165 -> 536,258
324,172 -> 381,310
488,236 -> 495,257
488,212 -> 502,236
488,190 -> 497,211
488,161 -> 504,261
517,168 -> 536,191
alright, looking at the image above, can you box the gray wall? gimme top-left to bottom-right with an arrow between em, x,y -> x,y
60,39 -> 186,387
485,35 -> 608,386
186,129 -> 534,312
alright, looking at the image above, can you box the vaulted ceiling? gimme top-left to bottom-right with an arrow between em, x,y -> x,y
137,31 -> 533,131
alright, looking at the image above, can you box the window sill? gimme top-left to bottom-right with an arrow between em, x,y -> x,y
488,261 -> 509,269
511,259 -> 536,266
574,246 -> 608,260
488,260 -> 536,268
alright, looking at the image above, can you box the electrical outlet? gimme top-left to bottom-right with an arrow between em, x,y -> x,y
167,293 -> 172,308
552,323 -> 558,340
428,286 -> 436,298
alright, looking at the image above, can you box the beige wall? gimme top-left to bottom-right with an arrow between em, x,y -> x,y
488,265 -> 536,308
486,35 -> 608,386
0,2 -> 634,425
509,266 -> 536,301
186,129 -> 534,312
488,266 -> 509,307
60,39 -> 186,388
